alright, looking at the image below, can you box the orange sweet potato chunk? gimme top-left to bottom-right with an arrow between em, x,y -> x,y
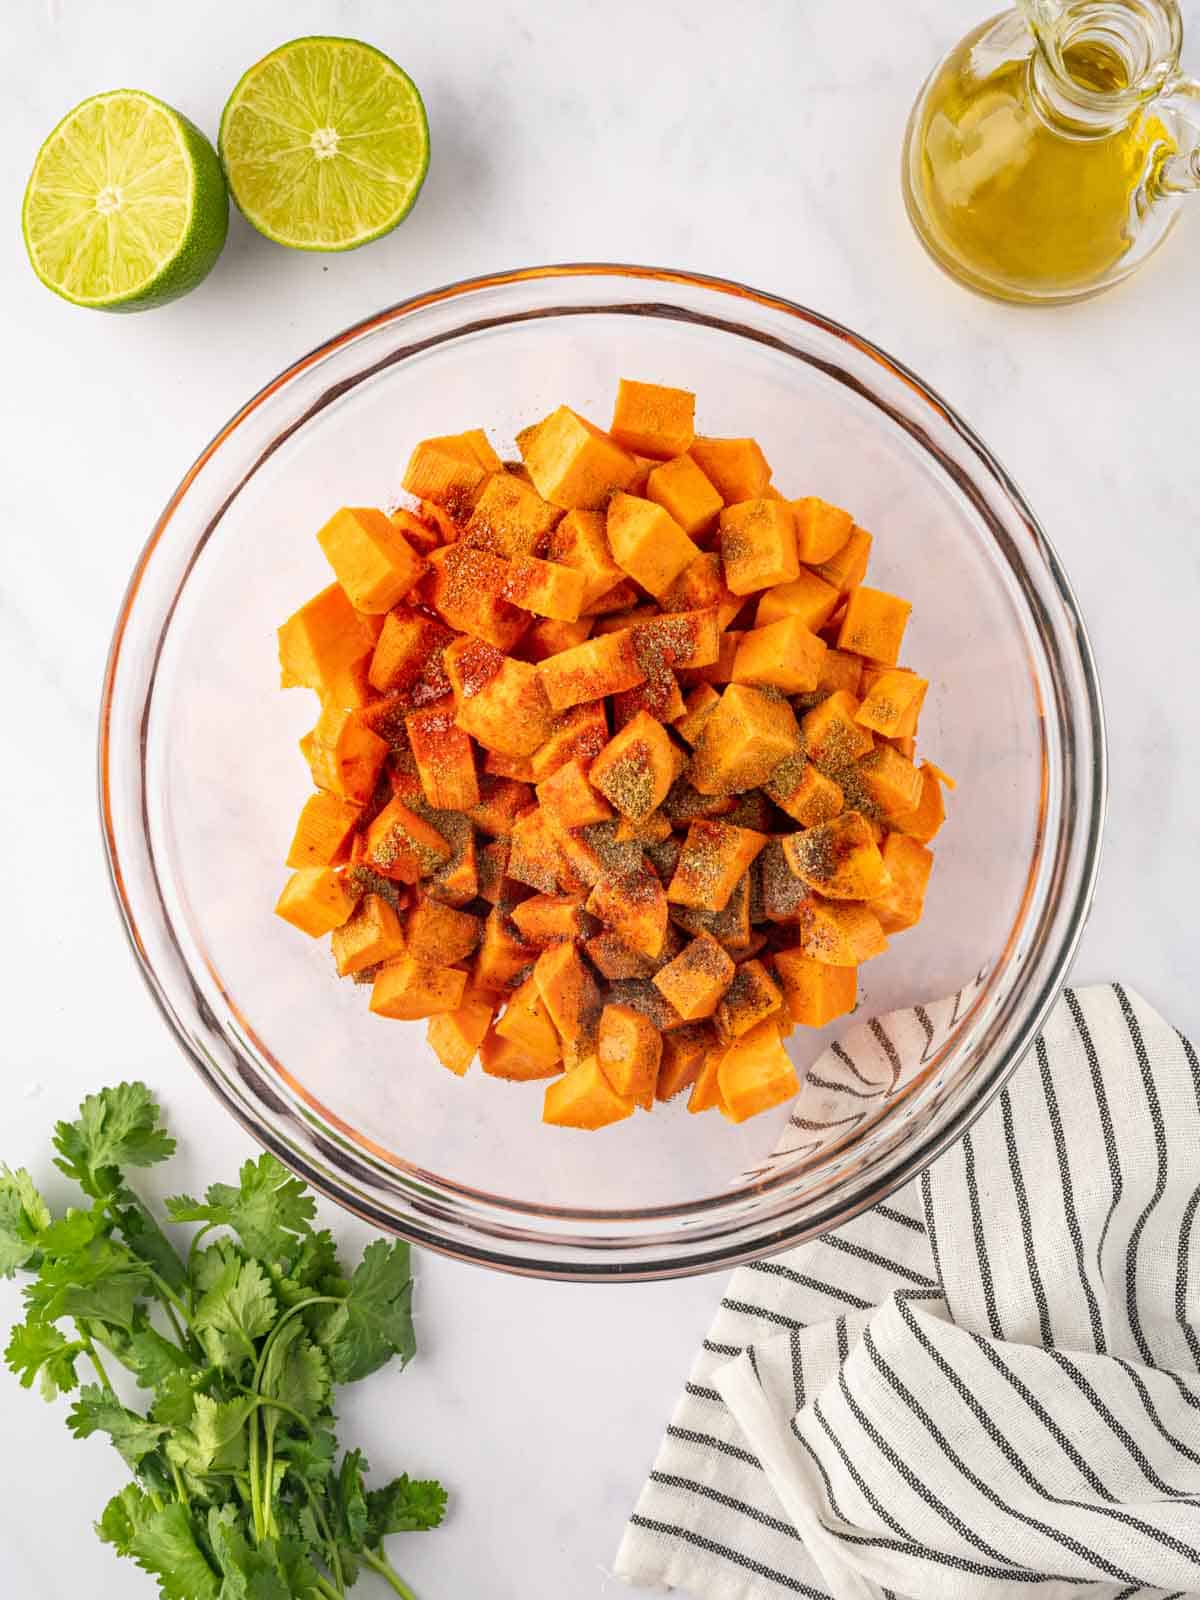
543,1056 -> 635,1128
463,471 -> 560,559
765,756 -> 844,827
716,958 -> 784,1041
755,568 -> 841,632
405,895 -> 481,965
872,833 -> 935,933
474,908 -> 539,990
773,950 -> 857,1027
427,990 -> 497,1075
796,897 -> 888,965
607,493 -> 701,599
369,957 -> 467,1020
891,762 -> 948,844
510,893 -> 590,946
503,556 -> 587,623
813,525 -> 872,594
856,668 -> 928,738
687,1045 -> 729,1115
522,406 -> 640,510
790,497 -> 854,564
645,454 -> 724,540
689,437 -> 771,504
495,973 -> 564,1066
857,744 -> 923,818
801,691 -> 874,770
588,710 -> 677,822
781,812 -> 890,900
667,821 -> 768,912
545,508 -> 625,608
278,583 -> 378,695
308,706 -> 389,804
652,932 -> 735,1021
316,506 -> 427,614
427,544 -> 528,651
275,868 -> 357,938
597,1002 -> 663,1107
537,631 -> 645,712
719,499 -> 799,595
331,893 -> 406,976
402,435 -> 490,513
732,616 -> 827,694
454,655 -> 554,759
610,378 -> 696,459
405,703 -> 480,811
656,1023 -> 713,1101
717,1018 -> 799,1123
364,798 -> 451,883
533,941 -> 603,1063
286,792 -> 363,869
837,585 -> 912,666
585,858 -> 669,960
481,1025 -> 563,1081
537,757 -> 614,829
689,684 -> 802,796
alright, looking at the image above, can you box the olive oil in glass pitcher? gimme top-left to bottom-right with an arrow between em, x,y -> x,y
902,0 -> 1200,302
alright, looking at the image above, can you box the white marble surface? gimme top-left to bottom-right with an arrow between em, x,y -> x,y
3,2 -> 1199,1596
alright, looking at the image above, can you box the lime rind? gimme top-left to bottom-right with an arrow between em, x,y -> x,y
22,89 -> 228,312
218,36 -> 430,252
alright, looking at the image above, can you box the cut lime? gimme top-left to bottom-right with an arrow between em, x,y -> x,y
219,37 -> 430,252
22,90 -> 229,312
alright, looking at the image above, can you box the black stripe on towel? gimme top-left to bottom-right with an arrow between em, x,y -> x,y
1000,1087 -> 1055,1349
1064,987 -> 1123,1277
962,1127 -> 1005,1340
649,1470 -> 800,1540
745,1259 -> 875,1309
626,1515 -> 827,1598
665,1423 -> 761,1468
1036,1034 -> 1107,1353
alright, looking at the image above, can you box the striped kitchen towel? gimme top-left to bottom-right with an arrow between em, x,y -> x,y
615,984 -> 1200,1599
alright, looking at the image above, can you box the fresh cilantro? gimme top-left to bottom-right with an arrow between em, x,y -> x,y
4,1083 -> 447,1600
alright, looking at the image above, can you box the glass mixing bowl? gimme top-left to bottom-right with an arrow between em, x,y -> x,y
100,265 -> 1105,1280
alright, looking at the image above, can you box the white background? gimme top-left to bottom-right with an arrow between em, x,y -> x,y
3,2 -> 1199,1596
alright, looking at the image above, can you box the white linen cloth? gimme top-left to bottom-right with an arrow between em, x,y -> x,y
615,984 -> 1200,1600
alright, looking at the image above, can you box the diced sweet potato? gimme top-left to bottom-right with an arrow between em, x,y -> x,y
719,499 -> 799,595
687,1046 -> 728,1115
597,1002 -> 663,1107
474,907 -> 538,989
610,378 -> 696,459
308,705 -> 389,804
656,1024 -> 713,1101
838,585 -> 912,666
588,710 -> 677,822
427,990 -> 496,1075
612,673 -> 685,728
689,436 -> 771,504
316,506 -> 427,614
427,544 -> 528,651
716,958 -> 784,1040
538,631 -> 645,712
481,1026 -> 563,1081
613,810 -> 672,845
402,435 -> 492,512
520,617 -> 593,661
652,932 -> 735,1021
454,655 -> 554,758
405,896 -> 481,964
286,792 -> 363,869
661,552 -> 740,627
790,497 -> 853,564
424,815 -> 479,906
585,929 -> 656,980
463,471 -> 560,559
537,757 -> 614,828
689,683 -> 802,795
857,745 -> 923,818
732,616 -> 827,694
801,691 -> 874,771
607,493 -> 701,599
534,941 -> 603,1063
495,973 -> 564,1065
872,833 -> 934,933
511,893 -> 589,945
754,568 -> 840,631
405,703 -> 480,811
503,556 -> 587,622
528,701 -> 610,782
891,762 -> 947,844
667,820 -> 768,912
278,583 -> 377,695
275,867 -> 357,938
645,453 -> 724,541
467,775 -> 534,837
545,508 -> 625,608
674,682 -> 721,746
506,807 -> 567,895
796,897 -> 888,965
369,957 -> 467,1020
331,893 -> 406,976
582,578 -> 641,616
781,812 -> 890,900
389,506 -> 440,557
364,798 -> 451,883
717,1018 -> 799,1122
817,648 -> 865,699
522,405 -> 639,509
369,608 -> 453,695
773,950 -> 857,1026
633,608 -> 721,672
766,756 -> 844,827
585,858 -> 669,960
813,525 -> 872,594
543,1056 -> 634,1128
856,668 -> 928,738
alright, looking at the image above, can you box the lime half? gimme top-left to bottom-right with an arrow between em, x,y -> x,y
219,37 -> 430,252
22,90 -> 229,312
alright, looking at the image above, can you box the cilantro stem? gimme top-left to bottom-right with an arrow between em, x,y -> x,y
162,1300 -> 190,1350
234,1387 -> 315,1435
79,1333 -> 114,1392
169,1458 -> 188,1505
314,1579 -> 341,1600
250,1295 -> 342,1395
305,1488 -> 346,1597
361,1548 -> 419,1600
185,1221 -> 217,1307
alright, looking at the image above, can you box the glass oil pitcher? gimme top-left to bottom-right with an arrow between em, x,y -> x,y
902,0 -> 1200,303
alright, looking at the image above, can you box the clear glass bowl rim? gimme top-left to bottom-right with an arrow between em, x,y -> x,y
99,262 -> 1107,1281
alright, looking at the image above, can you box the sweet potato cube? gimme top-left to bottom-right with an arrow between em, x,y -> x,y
717,1019 -> 799,1123
425,820 -> 479,907
582,578 -> 641,616
838,586 -> 912,666
456,428 -> 503,473
427,544 -> 528,651
527,702 -> 610,783
588,711 -> 676,822
427,990 -> 496,1075
716,959 -> 784,1041
872,833 -> 934,933
856,668 -> 928,738
405,704 -> 480,811
278,583 -> 377,696
796,897 -> 888,965
368,608 -> 451,695
520,618 -> 593,663
633,608 -> 721,672
331,893 -> 406,976
308,706 -> 389,804
689,683 -> 802,795
689,437 -> 771,504
782,812 -> 890,900
656,1024 -> 713,1101
585,859 -> 669,960
503,556 -> 587,622
534,941 -> 603,1061
652,932 -> 735,1021
316,506 -> 427,614
801,691 -> 874,770
891,763 -> 948,844
755,568 -> 840,632
467,775 -> 534,837
585,929 -> 656,981
507,807 -> 566,895
661,553 -> 740,628
463,471 -> 560,559
646,454 -> 724,541
481,1026 -> 563,1082
402,435 -> 489,514
817,648 -> 865,699
791,498 -> 854,564
474,908 -> 539,989
612,674 -> 685,728
476,840 -> 510,904
720,499 -> 799,595
606,493 -> 701,600
667,820 -> 768,912
275,867 -> 357,938
483,749 -> 536,781
545,508 -> 625,608
538,631 -> 645,712
613,811 -> 672,845
495,973 -> 564,1065
522,405 -> 640,509
610,378 -> 696,459
511,894 -> 589,946
766,756 -> 844,827
857,745 -> 923,818
773,950 -> 857,1026
732,616 -> 827,694
688,629 -> 743,687
687,1046 -> 729,1115
537,757 -> 614,829
363,798 -> 451,883
543,1057 -> 634,1129
369,956 -> 467,1020
813,525 -> 872,594
455,655 -> 554,759
388,507 -> 440,558
674,682 -> 722,746
286,792 -> 363,869
597,1002 -> 663,1108
405,896 -> 481,965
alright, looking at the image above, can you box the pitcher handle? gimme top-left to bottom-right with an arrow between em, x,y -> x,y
1155,75 -> 1200,195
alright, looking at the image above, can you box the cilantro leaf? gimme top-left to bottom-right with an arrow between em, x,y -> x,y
192,1254 -> 276,1370
66,1383 -> 166,1471
335,1448 -> 371,1548
149,1369 -> 201,1427
269,1227 -> 341,1308
274,1537 -> 324,1600
0,1166 -> 51,1277
37,1203 -> 108,1258
128,1502 -> 219,1600
261,1317 -> 329,1421
206,1507 -> 292,1600
166,1393 -> 256,1475
53,1083 -> 175,1199
191,1239 -> 244,1294
274,1425 -> 337,1485
114,1191 -> 189,1292
167,1153 -> 317,1262
23,1241 -> 150,1331
312,1240 -> 415,1384
367,1474 -> 449,1536
96,1483 -> 156,1557
4,1320 -> 84,1398
121,1320 -> 198,1388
